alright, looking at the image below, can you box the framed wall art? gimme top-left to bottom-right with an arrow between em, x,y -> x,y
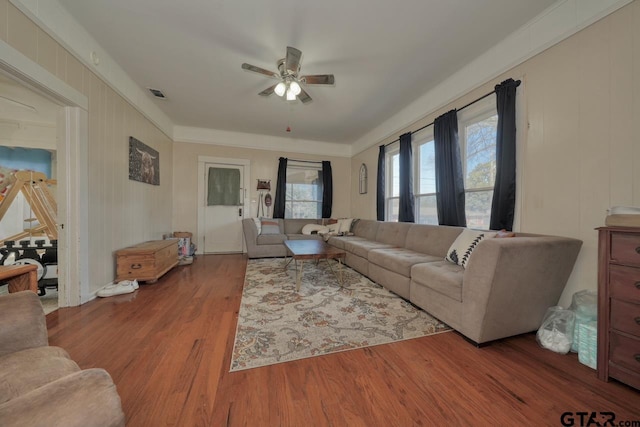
129,136 -> 159,185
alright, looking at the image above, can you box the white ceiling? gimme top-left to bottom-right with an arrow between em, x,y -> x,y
56,0 -> 558,145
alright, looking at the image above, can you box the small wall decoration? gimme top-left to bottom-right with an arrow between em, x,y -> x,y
129,136 -> 159,185
359,163 -> 368,194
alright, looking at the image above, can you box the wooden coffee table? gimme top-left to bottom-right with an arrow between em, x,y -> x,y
283,240 -> 346,291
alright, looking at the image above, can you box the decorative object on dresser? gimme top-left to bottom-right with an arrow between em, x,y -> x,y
115,240 -> 178,283
597,227 -> 640,390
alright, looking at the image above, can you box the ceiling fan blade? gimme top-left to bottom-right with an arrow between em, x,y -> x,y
297,87 -> 312,104
258,84 -> 278,96
300,74 -> 335,85
285,46 -> 302,74
241,63 -> 279,79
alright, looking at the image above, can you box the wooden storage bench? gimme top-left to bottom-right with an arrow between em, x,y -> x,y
115,240 -> 179,283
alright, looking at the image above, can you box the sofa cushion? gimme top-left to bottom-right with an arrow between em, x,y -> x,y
0,346 -> 79,403
368,247 -> 441,277
260,218 -> 281,235
327,235 -> 366,250
405,224 -> 462,257
256,234 -> 287,245
375,222 -> 412,246
287,234 -> 323,241
445,229 -> 496,268
411,261 -> 464,302
352,219 -> 379,241
344,240 -> 394,259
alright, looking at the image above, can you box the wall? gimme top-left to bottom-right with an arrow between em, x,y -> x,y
352,1 -> 640,307
172,141 -> 351,239
1,0 -> 174,295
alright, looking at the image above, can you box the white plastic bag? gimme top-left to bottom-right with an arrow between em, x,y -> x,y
536,306 -> 575,354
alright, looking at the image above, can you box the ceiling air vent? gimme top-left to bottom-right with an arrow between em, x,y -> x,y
147,88 -> 167,100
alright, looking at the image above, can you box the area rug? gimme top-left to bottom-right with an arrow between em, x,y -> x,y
230,258 -> 451,371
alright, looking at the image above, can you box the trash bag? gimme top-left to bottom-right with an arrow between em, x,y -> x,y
536,306 -> 575,354
568,290 -> 597,352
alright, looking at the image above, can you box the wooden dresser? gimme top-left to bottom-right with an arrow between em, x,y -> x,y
115,240 -> 179,283
597,227 -> 640,390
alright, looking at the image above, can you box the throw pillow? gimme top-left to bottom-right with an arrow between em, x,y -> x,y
337,218 -> 354,234
445,229 -> 497,268
301,224 -> 329,235
260,218 -> 280,235
252,218 -> 262,235
326,222 -> 341,234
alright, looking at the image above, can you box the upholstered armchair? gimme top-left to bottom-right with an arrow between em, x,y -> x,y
0,291 -> 125,427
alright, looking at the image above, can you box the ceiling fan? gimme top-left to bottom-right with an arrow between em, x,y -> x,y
241,46 -> 335,104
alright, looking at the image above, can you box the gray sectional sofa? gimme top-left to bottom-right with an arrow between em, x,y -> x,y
241,218 -> 582,344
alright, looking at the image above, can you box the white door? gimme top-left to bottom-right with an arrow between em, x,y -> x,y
203,163 -> 245,253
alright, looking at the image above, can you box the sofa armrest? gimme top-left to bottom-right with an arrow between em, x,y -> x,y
0,368 -> 125,427
0,291 -> 48,357
242,218 -> 259,256
460,236 -> 582,343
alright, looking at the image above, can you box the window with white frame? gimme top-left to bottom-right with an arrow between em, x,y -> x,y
285,163 -> 323,219
385,147 -> 400,221
414,129 -> 437,225
459,100 -> 498,229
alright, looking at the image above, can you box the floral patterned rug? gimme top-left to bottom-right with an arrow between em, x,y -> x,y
230,258 -> 451,371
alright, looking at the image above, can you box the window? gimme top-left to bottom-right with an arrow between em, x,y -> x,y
385,148 -> 400,221
384,98 -> 498,228
285,163 -> 322,218
415,129 -> 437,225
460,109 -> 497,229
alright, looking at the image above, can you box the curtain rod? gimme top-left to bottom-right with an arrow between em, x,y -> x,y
384,79 -> 521,148
286,158 -> 323,164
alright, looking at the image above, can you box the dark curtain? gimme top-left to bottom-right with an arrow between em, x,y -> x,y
321,161 -> 333,218
398,132 -> 415,222
273,157 -> 287,218
376,145 -> 386,221
434,109 -> 466,227
490,79 -> 520,231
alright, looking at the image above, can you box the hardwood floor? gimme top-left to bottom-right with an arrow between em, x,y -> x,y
46,254 -> 639,426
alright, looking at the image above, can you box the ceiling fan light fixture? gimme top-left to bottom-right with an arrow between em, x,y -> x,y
274,82 -> 286,97
289,81 -> 301,96
286,89 -> 296,101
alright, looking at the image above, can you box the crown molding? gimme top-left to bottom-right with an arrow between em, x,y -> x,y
174,126 -> 352,158
351,0 -> 633,155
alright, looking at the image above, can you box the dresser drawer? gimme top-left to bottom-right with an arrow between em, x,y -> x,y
609,332 -> 640,374
611,299 -> 640,337
609,265 -> 640,303
611,232 -> 640,267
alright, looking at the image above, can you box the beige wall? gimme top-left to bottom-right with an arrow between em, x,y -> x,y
172,142 -> 351,238
353,1 -> 640,307
1,1 -> 174,293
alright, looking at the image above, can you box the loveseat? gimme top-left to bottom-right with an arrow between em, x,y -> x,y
242,218 -> 582,344
0,291 -> 125,427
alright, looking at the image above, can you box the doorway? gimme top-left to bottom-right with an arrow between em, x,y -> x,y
1,40 -> 89,307
197,156 -> 250,254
